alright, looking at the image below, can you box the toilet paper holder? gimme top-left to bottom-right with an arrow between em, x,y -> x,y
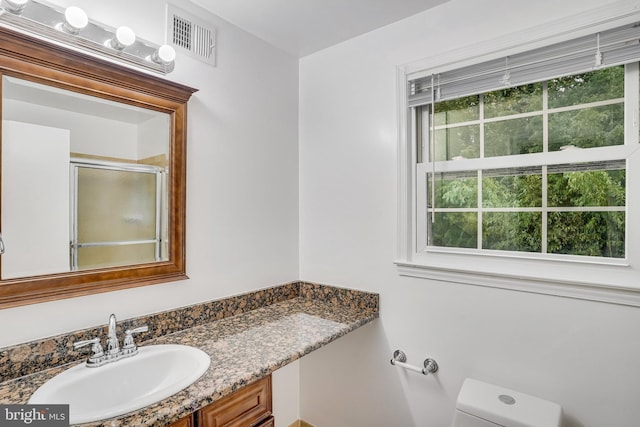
390,349 -> 438,376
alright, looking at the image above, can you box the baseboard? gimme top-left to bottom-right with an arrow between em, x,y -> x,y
288,420 -> 315,427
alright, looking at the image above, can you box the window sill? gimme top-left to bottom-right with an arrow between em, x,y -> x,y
395,259 -> 640,307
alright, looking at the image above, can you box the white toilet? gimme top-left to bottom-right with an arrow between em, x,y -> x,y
451,378 -> 563,427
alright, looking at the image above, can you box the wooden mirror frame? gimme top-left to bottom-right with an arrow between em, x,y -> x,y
0,27 -> 197,308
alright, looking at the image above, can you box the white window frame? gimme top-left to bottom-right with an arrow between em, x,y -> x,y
396,2 -> 640,306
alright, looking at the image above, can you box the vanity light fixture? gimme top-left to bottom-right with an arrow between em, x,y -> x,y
0,0 -> 175,74
2,0 -> 29,14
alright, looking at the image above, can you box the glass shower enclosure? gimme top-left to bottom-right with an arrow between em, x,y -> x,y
70,158 -> 167,271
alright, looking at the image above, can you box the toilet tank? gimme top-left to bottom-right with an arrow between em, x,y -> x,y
452,378 -> 562,427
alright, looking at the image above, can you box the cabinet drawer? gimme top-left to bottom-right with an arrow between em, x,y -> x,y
198,375 -> 272,427
256,416 -> 274,427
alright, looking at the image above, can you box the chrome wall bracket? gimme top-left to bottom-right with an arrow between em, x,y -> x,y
390,349 -> 438,376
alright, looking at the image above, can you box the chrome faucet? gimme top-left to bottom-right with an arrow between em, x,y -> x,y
74,313 -> 148,367
107,313 -> 120,355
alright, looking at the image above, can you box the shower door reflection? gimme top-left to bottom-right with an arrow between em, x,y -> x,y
70,159 -> 167,271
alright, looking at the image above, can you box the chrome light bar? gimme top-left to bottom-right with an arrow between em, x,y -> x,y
0,0 -> 175,74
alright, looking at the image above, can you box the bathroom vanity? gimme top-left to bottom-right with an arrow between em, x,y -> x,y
0,282 -> 378,426
169,375 -> 272,427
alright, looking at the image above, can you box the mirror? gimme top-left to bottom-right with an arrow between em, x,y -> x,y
0,26 -> 197,308
2,76 -> 171,277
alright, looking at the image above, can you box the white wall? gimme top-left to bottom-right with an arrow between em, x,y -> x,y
272,360 -> 300,425
138,114 -> 170,160
0,0 -> 299,349
4,99 -> 138,159
2,121 -> 70,279
298,1 -> 640,426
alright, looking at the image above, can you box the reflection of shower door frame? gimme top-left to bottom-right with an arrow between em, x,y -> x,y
69,158 -> 166,271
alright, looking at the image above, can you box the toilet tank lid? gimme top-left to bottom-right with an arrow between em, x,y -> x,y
455,379 -> 562,427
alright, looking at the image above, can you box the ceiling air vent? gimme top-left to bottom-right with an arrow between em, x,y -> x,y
166,4 -> 216,66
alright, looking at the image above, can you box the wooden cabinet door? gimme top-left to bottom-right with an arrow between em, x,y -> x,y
168,414 -> 193,427
198,375 -> 272,427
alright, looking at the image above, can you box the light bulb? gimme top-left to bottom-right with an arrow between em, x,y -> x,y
152,44 -> 176,65
2,0 -> 29,15
62,6 -> 88,34
109,26 -> 136,50
2,0 -> 29,14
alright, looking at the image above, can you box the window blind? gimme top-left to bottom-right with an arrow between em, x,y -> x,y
408,22 -> 640,107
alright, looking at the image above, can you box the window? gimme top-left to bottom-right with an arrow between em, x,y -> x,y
397,15 -> 640,304
417,66 -> 630,259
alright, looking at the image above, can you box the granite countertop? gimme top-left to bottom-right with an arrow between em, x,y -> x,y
0,287 -> 378,426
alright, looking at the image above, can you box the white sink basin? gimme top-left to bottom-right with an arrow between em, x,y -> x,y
29,344 -> 211,424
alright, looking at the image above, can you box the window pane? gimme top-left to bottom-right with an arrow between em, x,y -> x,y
483,212 -> 542,252
434,95 -> 479,125
484,83 -> 543,118
548,212 -> 625,258
482,169 -> 542,208
484,116 -> 543,157
548,104 -> 624,151
429,173 -> 477,209
434,125 -> 480,160
421,64 -> 629,260
548,66 -> 624,108
430,212 -> 477,249
547,165 -> 625,207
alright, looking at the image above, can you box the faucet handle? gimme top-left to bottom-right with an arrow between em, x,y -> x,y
122,325 -> 148,353
74,337 -> 105,366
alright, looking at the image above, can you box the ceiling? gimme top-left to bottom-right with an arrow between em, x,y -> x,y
191,0 -> 450,57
